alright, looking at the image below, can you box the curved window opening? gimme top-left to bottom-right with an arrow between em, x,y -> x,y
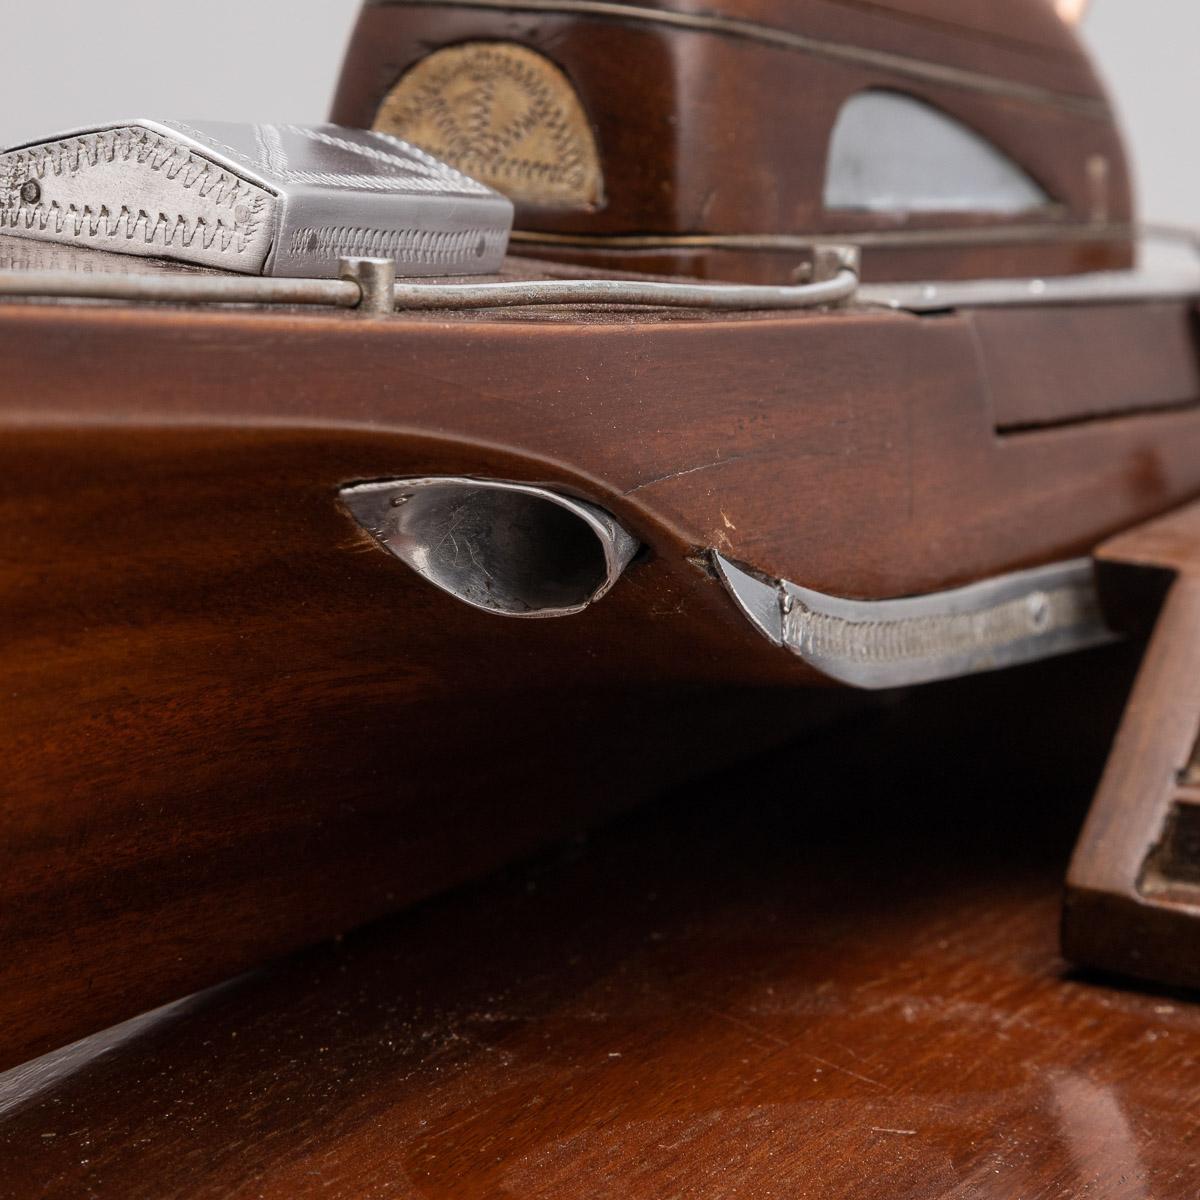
824,91 -> 1051,215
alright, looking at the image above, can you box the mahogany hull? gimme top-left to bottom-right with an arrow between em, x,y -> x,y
2,291 -> 1199,1065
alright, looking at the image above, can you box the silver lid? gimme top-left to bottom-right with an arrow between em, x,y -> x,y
0,120 -> 513,278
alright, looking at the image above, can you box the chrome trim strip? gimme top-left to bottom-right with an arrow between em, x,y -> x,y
857,267 -> 1200,312
714,553 -> 1116,689
0,269 -> 363,308
370,0 -> 1109,117
511,222 -> 1127,252
713,555 -> 785,646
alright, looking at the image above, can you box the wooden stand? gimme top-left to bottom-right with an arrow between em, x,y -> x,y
8,648 -> 1196,1198
1065,501 -> 1200,987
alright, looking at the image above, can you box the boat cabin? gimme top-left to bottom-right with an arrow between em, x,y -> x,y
333,0 -> 1134,281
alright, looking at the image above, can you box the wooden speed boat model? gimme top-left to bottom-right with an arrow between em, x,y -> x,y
5,0 -> 1200,1119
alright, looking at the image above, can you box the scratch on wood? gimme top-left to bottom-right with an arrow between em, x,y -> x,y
624,454 -> 750,495
692,1002 -> 790,1049
808,1053 -> 888,1090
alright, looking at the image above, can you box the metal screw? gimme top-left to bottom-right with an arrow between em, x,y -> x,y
1027,592 -> 1050,631
19,180 -> 40,205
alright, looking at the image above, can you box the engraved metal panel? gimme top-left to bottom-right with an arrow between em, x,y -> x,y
0,120 -> 513,277
0,125 -> 276,274
715,554 -> 1115,688
374,43 -> 604,208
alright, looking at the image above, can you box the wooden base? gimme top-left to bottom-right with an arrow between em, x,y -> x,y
8,644 -> 1196,1199
1065,501 -> 1200,988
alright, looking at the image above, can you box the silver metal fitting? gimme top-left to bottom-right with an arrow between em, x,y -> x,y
340,477 -> 640,618
0,120 -> 513,278
713,553 -> 1115,688
812,243 -> 861,285
340,256 -> 397,316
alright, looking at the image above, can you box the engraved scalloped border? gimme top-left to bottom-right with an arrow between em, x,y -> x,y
0,125 -> 271,261
372,42 -> 604,208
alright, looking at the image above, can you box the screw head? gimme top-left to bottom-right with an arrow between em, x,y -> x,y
1027,592 -> 1050,631
19,180 -> 40,205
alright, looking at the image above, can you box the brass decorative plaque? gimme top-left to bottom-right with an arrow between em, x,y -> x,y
373,42 -> 603,208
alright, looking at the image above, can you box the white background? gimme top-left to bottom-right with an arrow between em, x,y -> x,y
0,0 -> 1193,223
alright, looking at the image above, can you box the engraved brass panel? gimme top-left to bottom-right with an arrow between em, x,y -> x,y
373,42 -> 603,208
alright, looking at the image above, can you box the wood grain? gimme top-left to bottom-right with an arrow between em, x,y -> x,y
0,422 -> 857,1073
4,283 -> 1200,1068
974,303 -> 1200,432
7,295 -> 1200,601
1064,500 -> 1200,988
5,644 -> 1192,1200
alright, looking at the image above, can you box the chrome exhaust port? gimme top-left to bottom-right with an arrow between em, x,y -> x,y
340,477 -> 639,618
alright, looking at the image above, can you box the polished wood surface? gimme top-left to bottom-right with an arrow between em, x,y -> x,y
0,419 -> 852,1073
3,5 -> 1197,1186
5,278 -> 1200,1069
333,0 -> 1134,282
1065,501 -> 1200,988
7,289 -> 1200,603
973,303 -> 1200,433
7,645 -> 1197,1200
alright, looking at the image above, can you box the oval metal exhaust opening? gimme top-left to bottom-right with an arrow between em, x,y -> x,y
340,477 -> 640,617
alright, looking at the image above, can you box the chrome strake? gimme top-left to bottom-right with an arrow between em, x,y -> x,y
713,554 -> 1116,689
857,266 -> 1200,312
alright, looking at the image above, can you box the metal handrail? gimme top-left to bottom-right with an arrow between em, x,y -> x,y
0,257 -> 860,314
3,233 -> 1200,315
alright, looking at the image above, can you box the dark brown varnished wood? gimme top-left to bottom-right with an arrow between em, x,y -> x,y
972,303 -> 1200,432
4,276 -> 1200,1070
1065,500 -> 1200,989
1,9 -> 1195,1190
0,421 -> 863,1074
5,646 -> 1195,1200
7,291 -> 1200,603
332,0 -> 1134,282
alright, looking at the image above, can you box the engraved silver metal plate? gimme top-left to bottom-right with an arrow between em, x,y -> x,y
714,553 -> 1116,689
0,120 -> 512,277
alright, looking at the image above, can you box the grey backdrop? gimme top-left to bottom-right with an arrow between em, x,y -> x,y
0,1 -> 1192,223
